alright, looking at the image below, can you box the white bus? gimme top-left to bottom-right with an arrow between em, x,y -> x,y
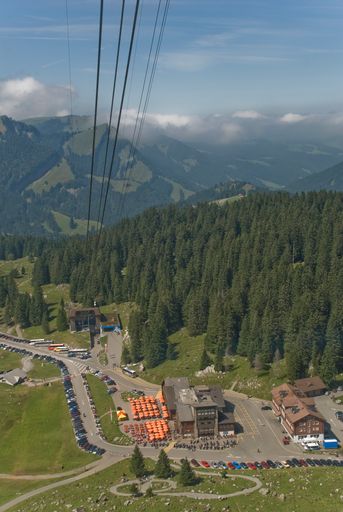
68,348 -> 89,353
30,339 -> 51,346
122,367 -> 137,378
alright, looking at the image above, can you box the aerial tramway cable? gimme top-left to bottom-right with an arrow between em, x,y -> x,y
117,0 -> 170,221
86,0 -> 104,241
96,0 -> 126,232
97,0 -> 141,241
65,0 -> 74,130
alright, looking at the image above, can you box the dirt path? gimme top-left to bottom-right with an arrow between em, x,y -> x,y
110,470 -> 262,500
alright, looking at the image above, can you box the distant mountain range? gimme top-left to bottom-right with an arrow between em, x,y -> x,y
0,114 -> 343,235
288,160 -> 343,192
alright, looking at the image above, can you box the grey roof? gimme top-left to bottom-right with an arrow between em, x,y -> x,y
177,403 -> 194,423
163,377 -> 190,412
164,377 -> 189,389
210,386 -> 225,409
218,410 -> 235,426
3,368 -> 27,386
163,386 -> 177,411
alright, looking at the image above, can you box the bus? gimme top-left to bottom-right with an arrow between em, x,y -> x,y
68,348 -> 89,353
54,346 -> 69,353
30,339 -> 51,346
48,343 -> 65,351
122,367 -> 137,378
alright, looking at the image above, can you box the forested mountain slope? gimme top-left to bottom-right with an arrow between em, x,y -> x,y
1,114 -> 343,235
4,191 -> 342,385
289,160 -> 343,192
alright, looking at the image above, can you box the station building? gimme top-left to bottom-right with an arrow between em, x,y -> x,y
69,307 -> 101,333
272,377 -> 326,444
162,377 -> 235,438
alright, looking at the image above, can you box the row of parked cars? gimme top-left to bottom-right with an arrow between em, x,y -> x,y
81,373 -> 107,440
63,370 -> 105,456
191,457 -> 343,470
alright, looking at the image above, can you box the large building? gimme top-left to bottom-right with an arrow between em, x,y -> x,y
272,377 -> 326,444
69,307 -> 101,333
162,377 -> 235,438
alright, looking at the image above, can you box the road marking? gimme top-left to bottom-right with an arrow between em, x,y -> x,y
165,441 -> 175,454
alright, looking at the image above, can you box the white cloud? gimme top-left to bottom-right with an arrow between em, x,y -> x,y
0,76 -> 71,118
232,110 -> 265,120
279,112 -> 308,123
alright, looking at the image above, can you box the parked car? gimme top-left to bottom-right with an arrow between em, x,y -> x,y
247,462 -> 257,470
200,460 -> 210,468
190,459 -> 200,467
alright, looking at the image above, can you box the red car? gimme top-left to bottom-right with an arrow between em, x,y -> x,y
261,461 -> 270,469
299,459 -> 308,467
227,462 -> 235,470
247,462 -> 257,470
200,460 -> 210,468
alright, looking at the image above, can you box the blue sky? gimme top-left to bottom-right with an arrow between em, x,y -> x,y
0,0 -> 343,141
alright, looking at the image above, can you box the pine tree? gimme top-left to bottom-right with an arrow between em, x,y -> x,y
199,347 -> 211,370
154,450 -> 173,479
130,445 -> 146,477
4,297 -> 12,325
15,293 -> 30,328
56,298 -> 68,331
320,340 -> 339,387
41,308 -> 50,334
178,458 -> 197,486
121,344 -> 131,365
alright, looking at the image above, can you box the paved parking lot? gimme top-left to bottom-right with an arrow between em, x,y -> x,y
315,395 -> 343,444
223,391 -> 303,460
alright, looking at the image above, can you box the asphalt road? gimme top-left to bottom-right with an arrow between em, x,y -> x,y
315,395 -> 343,444
0,333 -> 341,465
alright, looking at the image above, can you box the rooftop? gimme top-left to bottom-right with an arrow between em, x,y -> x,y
294,376 -> 326,394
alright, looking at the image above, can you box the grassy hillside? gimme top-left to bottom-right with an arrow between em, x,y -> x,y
28,158 -> 74,194
51,211 -> 99,236
139,328 -> 287,400
6,460 -> 343,512
0,381 -> 96,474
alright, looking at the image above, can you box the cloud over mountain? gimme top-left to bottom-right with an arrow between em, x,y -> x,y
0,76 -> 71,119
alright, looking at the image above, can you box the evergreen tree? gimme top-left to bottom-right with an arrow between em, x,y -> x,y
129,445 -> 146,477
14,293 -> 30,328
4,297 -> 12,325
30,285 -> 44,326
128,310 -> 143,362
129,483 -> 140,496
121,344 -> 131,365
41,308 -> 50,334
178,459 -> 197,486
56,297 -> 68,331
320,340 -> 339,387
145,486 -> 154,497
199,347 -> 211,370
166,342 -> 177,360
154,450 -> 173,479
69,216 -> 76,230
